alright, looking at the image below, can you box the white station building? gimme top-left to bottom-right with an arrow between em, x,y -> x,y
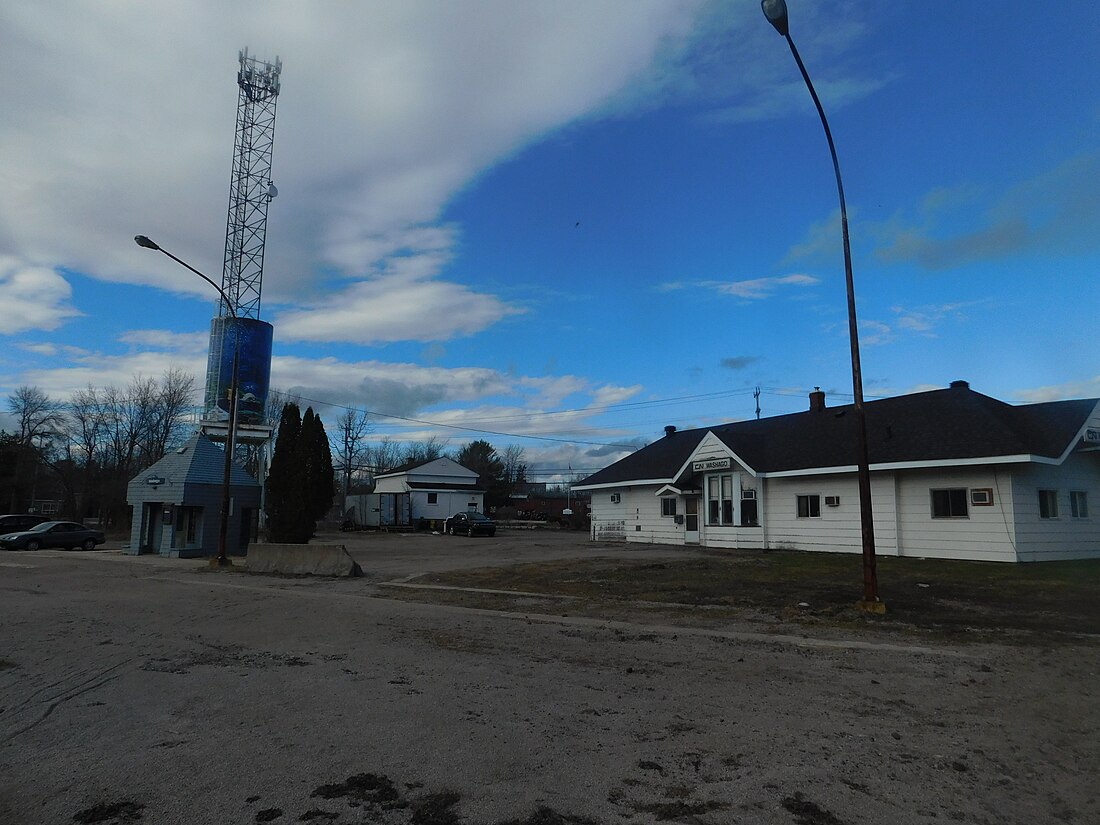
573,381 -> 1100,562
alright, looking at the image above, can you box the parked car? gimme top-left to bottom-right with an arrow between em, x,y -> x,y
0,513 -> 49,533
443,511 -> 496,537
0,521 -> 105,551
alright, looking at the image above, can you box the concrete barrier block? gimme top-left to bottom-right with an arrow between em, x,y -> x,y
246,543 -> 363,577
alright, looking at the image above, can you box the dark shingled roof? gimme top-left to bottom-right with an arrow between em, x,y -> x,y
576,385 -> 1097,488
140,433 -> 258,487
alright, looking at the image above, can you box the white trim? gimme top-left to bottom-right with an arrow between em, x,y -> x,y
760,454 -> 1046,479
1058,401 -> 1100,463
573,478 -> 672,492
672,433 -> 757,482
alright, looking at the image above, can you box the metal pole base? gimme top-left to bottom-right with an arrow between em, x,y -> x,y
856,599 -> 886,615
208,556 -> 235,569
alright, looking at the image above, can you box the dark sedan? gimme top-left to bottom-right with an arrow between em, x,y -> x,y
0,521 -> 105,551
443,511 -> 496,537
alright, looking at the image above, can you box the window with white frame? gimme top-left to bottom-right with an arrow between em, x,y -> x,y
931,488 -> 968,519
1038,489 -> 1059,519
1071,491 -> 1089,518
660,497 -> 677,517
707,474 -> 735,525
740,488 -> 759,526
796,494 -> 821,518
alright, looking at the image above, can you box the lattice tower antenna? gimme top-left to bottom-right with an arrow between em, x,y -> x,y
220,48 -> 280,319
202,48 -> 281,422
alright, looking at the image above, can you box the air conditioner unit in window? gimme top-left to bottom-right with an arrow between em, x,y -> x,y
970,488 -> 993,506
741,489 -> 757,500
610,493 -> 621,504
824,495 -> 840,507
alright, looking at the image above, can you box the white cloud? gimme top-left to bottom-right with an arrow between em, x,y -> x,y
276,276 -> 523,344
117,329 -> 210,352
859,320 -> 893,346
0,258 -> 82,334
0,1 -> 708,341
710,273 -> 820,300
1014,377 -> 1100,404
889,301 -> 980,337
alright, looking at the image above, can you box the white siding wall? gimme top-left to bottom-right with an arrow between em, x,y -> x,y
414,490 -> 482,522
589,486 -> 687,545
895,468 -> 1017,562
1012,452 -> 1100,561
762,473 -> 899,555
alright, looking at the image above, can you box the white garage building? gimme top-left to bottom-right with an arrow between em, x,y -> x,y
573,382 -> 1100,562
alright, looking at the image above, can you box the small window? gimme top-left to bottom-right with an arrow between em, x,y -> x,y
1038,489 -> 1059,519
796,495 -> 821,518
931,488 -> 968,518
1071,491 -> 1089,519
740,490 -> 759,526
660,498 -> 677,517
427,493 -> 438,505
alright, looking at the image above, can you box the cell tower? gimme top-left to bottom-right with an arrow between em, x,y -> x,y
202,49 -> 280,432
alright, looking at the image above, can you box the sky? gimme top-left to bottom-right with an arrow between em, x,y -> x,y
1,0 -> 1099,482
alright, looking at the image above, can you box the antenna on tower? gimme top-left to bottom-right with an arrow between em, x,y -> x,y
202,49 -> 281,439
754,386 -> 761,420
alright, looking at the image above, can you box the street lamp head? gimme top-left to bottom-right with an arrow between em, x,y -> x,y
761,0 -> 790,36
134,234 -> 160,251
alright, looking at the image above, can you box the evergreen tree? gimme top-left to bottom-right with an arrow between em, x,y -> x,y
265,403 -> 305,542
455,439 -> 508,508
300,407 -> 335,529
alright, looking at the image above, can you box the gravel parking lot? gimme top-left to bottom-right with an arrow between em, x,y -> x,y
2,530 -> 1097,824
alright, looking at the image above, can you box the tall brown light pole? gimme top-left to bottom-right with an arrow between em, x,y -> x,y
135,234 -> 240,568
760,0 -> 882,611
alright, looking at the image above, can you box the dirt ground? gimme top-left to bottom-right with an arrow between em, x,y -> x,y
1,530 -> 1097,824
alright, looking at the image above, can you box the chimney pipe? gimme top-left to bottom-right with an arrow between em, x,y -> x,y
664,425 -> 677,437
809,387 -> 826,412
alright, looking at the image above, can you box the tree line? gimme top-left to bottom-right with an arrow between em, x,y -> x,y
4,376 -> 533,529
2,371 -> 196,526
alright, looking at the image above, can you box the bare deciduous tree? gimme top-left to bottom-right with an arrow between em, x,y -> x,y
365,437 -> 402,476
7,385 -> 64,446
401,436 -> 445,466
331,408 -> 371,502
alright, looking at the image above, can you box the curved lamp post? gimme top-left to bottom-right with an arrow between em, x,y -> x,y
134,234 -> 239,568
760,0 -> 882,610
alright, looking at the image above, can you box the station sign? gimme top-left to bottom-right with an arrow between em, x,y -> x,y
692,457 -> 732,472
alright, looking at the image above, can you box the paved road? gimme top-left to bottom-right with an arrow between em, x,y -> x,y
1,533 -> 1095,824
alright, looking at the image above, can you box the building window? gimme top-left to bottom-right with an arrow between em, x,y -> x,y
427,493 -> 438,505
931,488 -> 968,519
740,489 -> 759,526
661,497 -> 677,517
1038,489 -> 1059,519
1071,491 -> 1089,519
796,495 -> 821,518
707,474 -> 735,525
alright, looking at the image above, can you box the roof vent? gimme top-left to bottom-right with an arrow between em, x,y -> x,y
809,387 -> 826,412
949,380 -> 970,390
664,425 -> 677,437
175,446 -> 188,454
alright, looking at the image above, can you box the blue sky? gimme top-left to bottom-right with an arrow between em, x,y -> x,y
1,1 -> 1098,481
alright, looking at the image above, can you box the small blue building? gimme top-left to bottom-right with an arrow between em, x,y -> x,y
126,433 -> 261,557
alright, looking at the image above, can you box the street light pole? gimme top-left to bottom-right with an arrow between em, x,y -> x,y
760,0 -> 882,610
134,234 -> 239,568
